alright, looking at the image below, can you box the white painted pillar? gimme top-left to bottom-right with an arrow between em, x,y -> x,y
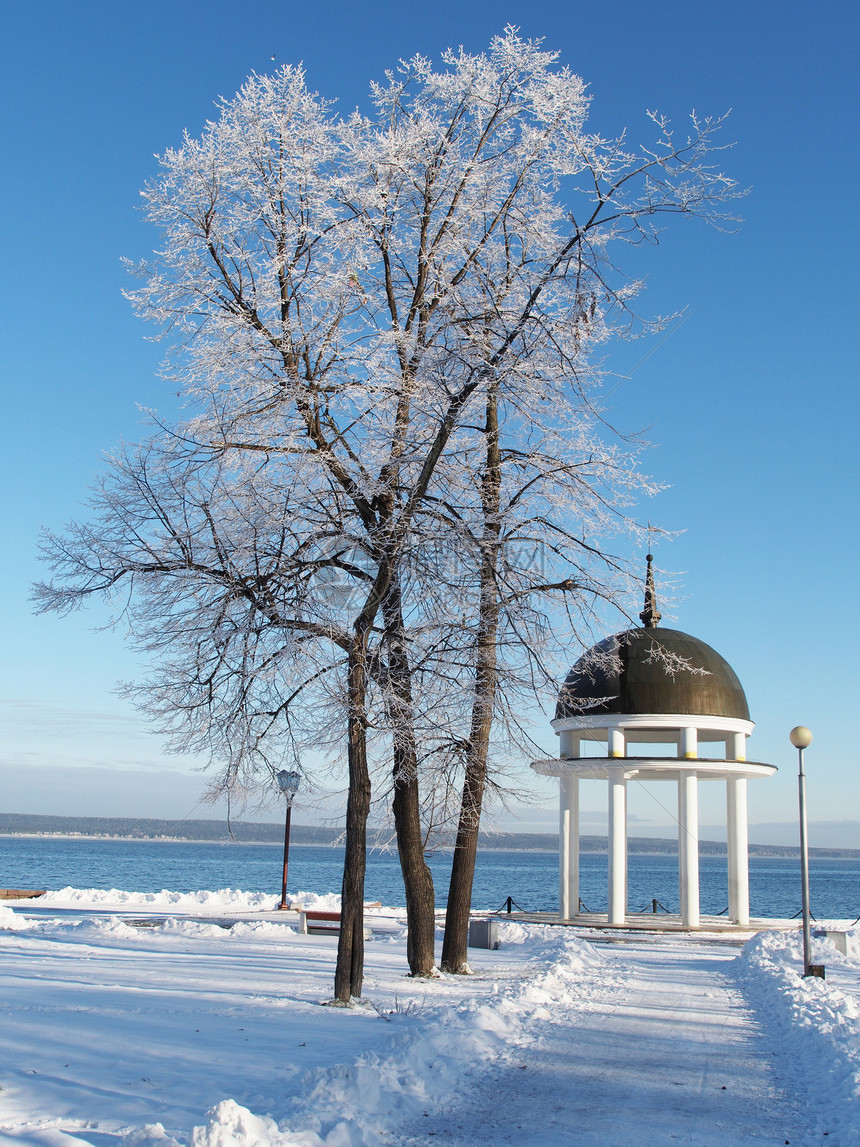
678,771 -> 700,927
726,777 -> 750,926
608,768 -> 628,925
730,731 -> 746,761
608,726 -> 626,759
679,725 -> 698,760
558,773 -> 580,920
677,776 -> 687,913
560,730 -> 581,759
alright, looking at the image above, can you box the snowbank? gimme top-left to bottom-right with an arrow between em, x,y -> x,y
39,886 -> 280,912
189,923 -> 602,1146
0,903 -> 34,930
738,929 -> 860,1143
37,887 -> 403,918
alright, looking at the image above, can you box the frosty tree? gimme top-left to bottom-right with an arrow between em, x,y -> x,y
35,30 -> 739,1000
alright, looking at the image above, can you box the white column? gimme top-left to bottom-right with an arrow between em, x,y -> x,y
560,730 -> 581,758
608,726 -> 626,759
678,771 -> 700,927
679,726 -> 698,760
727,777 -> 750,926
730,731 -> 746,762
559,773 -> 580,920
677,775 -> 686,913
677,731 -> 689,918
608,769 -> 628,925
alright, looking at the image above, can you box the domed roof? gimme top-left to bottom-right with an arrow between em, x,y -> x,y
556,626 -> 750,721
556,557 -> 750,722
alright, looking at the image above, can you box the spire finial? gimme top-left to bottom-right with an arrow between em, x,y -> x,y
639,553 -> 662,628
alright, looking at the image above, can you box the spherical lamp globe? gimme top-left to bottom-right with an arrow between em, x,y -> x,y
790,726 -> 813,749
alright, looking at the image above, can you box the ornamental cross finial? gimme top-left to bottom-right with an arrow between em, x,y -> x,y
639,553 -> 662,628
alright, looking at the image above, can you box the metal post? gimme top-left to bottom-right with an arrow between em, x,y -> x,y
279,800 -> 293,911
797,744 -> 812,975
275,769 -> 301,911
790,727 -> 823,979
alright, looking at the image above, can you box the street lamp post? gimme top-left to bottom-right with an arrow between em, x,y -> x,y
789,726 -> 824,979
276,770 -> 301,910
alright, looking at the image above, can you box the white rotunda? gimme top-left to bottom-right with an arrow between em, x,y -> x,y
531,557 -> 776,928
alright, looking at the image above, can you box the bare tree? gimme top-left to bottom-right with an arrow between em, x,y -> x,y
35,30 -> 740,1000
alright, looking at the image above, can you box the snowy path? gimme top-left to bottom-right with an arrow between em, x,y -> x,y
2,896 -> 857,1145
395,937 -> 814,1146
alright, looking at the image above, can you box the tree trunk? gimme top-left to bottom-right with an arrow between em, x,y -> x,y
334,637 -> 372,1002
383,582 -> 436,976
440,738 -> 490,974
440,604 -> 499,972
441,382 -> 501,974
392,763 -> 437,975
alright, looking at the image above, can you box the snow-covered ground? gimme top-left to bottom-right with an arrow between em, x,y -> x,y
1,889 -> 858,1145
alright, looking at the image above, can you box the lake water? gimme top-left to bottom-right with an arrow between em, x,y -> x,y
2,836 -> 859,920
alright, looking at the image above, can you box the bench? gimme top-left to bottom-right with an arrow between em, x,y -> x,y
296,910 -> 371,940
298,909 -> 341,934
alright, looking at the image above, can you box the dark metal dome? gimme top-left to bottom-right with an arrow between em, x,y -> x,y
556,556 -> 749,721
556,626 -> 750,721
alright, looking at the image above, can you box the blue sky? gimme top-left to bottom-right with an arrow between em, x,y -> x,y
1,0 -> 857,845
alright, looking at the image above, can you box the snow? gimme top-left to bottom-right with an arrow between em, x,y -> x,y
737,928 -> 860,1141
36,888 -> 349,915
1,891 -> 858,1145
